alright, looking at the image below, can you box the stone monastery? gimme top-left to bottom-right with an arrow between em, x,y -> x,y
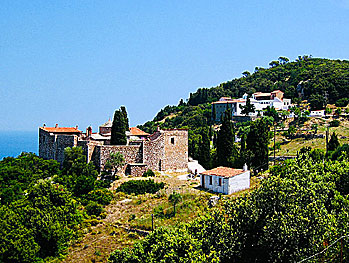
39,119 -> 188,176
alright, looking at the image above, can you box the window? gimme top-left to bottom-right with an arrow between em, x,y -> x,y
171,137 -> 175,144
218,178 -> 222,186
209,176 -> 212,185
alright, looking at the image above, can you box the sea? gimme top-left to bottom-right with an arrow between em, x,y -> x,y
0,131 -> 38,160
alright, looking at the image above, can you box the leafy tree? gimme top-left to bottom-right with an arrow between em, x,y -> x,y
335,107 -> 342,116
309,93 -> 325,110
0,153 -> 60,205
335,98 -> 348,107
168,191 -> 182,215
242,71 -> 250,77
269,60 -> 280,67
325,107 -> 332,115
263,106 -> 280,123
240,96 -> 255,116
328,132 -> 340,151
278,56 -> 289,65
57,147 -> 98,198
111,108 -> 127,145
103,152 -> 125,179
216,109 -> 238,167
246,118 -> 271,170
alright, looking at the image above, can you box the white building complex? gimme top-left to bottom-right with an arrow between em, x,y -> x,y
212,90 -> 292,122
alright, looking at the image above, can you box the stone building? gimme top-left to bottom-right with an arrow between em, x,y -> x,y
39,123 -> 188,177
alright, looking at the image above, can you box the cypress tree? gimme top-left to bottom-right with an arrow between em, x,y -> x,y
216,109 -> 238,167
120,106 -> 129,131
328,132 -> 340,151
111,109 -> 127,145
246,118 -> 271,171
198,126 -> 211,169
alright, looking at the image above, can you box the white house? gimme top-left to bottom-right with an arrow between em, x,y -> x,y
200,165 -> 250,195
310,110 -> 325,117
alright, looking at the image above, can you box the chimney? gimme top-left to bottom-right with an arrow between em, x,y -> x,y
76,125 -> 78,130
86,126 -> 92,137
55,124 -> 58,128
243,163 -> 248,171
43,123 -> 46,127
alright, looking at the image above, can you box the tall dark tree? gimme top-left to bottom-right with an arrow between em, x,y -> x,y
240,96 -> 255,116
328,132 -> 340,151
216,109 -> 238,167
120,106 -> 129,131
111,109 -> 127,145
246,118 -> 271,171
198,126 -> 211,169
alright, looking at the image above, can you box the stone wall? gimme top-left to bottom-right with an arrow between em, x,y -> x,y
163,129 -> 188,172
125,163 -> 147,177
39,129 -> 55,160
143,132 -> 165,171
92,144 -> 143,171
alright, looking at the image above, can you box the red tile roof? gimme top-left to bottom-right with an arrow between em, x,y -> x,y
129,127 -> 149,136
201,167 -> 245,178
41,127 -> 82,133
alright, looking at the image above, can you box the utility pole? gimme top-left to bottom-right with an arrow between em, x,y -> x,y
274,123 -> 276,166
151,214 -> 154,231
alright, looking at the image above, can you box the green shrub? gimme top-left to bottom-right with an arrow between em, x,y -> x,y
116,179 -> 165,195
142,169 -> 155,177
329,119 -> 340,127
86,188 -> 113,205
85,201 -> 104,217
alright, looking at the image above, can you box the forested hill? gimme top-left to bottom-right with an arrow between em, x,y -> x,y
139,56 -> 349,134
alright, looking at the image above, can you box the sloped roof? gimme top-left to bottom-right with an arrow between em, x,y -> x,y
41,127 -> 82,133
129,127 -> 149,136
100,119 -> 112,127
201,167 -> 245,178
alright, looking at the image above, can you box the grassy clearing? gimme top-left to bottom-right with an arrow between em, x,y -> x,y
271,117 -> 349,156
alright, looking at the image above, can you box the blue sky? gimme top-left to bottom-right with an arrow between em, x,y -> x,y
1,0 -> 348,131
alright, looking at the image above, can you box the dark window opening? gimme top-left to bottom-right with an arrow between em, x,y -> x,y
171,137 -> 175,144
209,176 -> 212,185
218,178 -> 222,186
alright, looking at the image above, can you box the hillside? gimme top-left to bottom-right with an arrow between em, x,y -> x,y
138,56 -> 349,163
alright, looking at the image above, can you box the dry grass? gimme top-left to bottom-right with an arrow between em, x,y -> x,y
60,172 -> 259,263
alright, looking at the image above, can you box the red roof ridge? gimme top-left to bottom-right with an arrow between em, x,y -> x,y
201,166 -> 245,178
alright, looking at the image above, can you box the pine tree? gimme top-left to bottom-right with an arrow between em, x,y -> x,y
111,109 -> 127,145
216,109 -> 238,167
120,106 -> 129,131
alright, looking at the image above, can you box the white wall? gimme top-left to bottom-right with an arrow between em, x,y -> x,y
227,171 -> 250,194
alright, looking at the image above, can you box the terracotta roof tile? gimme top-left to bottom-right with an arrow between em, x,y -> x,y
41,127 -> 82,133
201,167 -> 245,178
129,127 -> 149,136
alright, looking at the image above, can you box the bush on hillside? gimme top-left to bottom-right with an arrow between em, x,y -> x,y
329,120 -> 340,127
142,169 -> 155,177
116,179 -> 165,195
